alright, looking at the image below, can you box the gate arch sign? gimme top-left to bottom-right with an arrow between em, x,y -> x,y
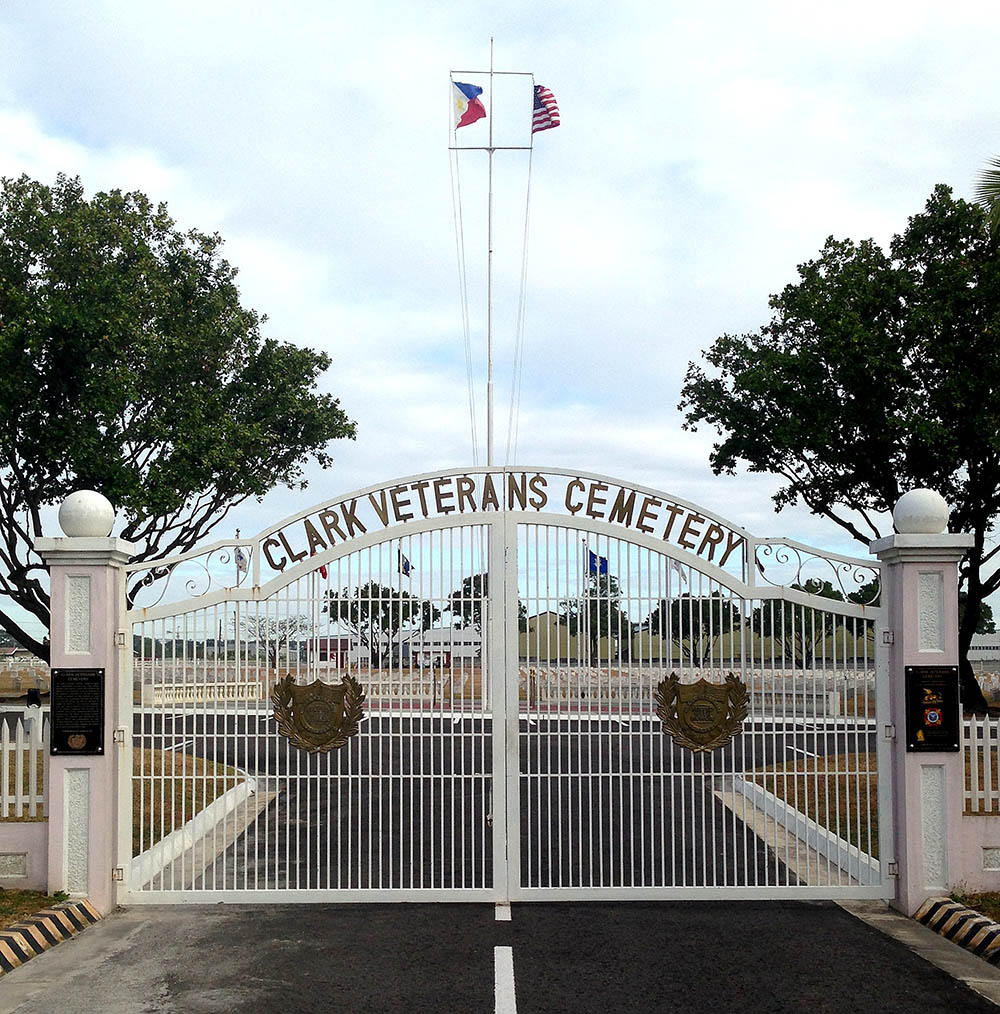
123,467 -> 889,903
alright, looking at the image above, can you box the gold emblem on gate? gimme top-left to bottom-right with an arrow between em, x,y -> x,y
271,674 -> 366,753
654,672 -> 748,753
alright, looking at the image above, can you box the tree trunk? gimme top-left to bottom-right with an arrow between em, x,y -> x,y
959,580 -> 990,715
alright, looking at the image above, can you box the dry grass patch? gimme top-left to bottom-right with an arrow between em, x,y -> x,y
749,752 -> 878,858
953,891 -> 1000,923
0,887 -> 68,931
133,748 -> 243,857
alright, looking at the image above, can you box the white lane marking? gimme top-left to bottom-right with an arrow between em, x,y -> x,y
165,739 -> 194,752
495,946 -> 517,1014
786,745 -> 818,758
495,903 -> 511,922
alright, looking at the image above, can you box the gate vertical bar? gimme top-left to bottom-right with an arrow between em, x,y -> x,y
489,513 -> 510,900
502,510 -> 521,898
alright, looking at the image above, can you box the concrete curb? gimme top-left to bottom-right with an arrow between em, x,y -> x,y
731,775 -> 879,884
0,899 -> 101,975
915,896 -> 1000,964
130,776 -> 256,888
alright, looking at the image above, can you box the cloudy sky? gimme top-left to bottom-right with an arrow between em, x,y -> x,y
2,1 -> 999,633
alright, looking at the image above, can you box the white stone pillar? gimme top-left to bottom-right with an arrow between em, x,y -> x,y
871,489 -> 973,916
35,491 -> 134,915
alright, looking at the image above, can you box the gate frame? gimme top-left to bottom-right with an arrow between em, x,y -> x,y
33,472 -> 968,913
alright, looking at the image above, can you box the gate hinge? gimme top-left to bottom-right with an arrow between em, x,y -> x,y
112,867 -> 124,882
883,724 -> 896,741
887,861 -> 899,878
113,728 -> 127,744
882,630 -> 894,645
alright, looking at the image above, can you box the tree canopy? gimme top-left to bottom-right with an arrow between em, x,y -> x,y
447,572 -> 526,633
750,580 -> 845,668
679,185 -> 1000,710
324,582 -> 440,667
558,573 -> 632,661
0,173 -> 356,658
646,592 -> 743,666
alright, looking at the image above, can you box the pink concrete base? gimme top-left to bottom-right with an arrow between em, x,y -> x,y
0,821 -> 49,891
958,814 -> 1000,893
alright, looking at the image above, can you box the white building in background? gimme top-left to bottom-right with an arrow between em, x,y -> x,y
970,633 -> 1000,665
397,626 -> 482,667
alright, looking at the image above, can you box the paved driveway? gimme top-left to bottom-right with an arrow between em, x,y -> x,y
2,901 -> 999,1014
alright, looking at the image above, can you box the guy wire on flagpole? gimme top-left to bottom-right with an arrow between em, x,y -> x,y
450,45 -> 539,468
448,105 -> 479,465
486,37 -> 495,467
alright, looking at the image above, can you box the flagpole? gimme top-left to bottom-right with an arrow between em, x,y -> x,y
486,36 -> 495,467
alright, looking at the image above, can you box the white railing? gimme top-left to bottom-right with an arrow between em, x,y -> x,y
965,715 -> 1000,815
143,682 -> 264,706
0,709 -> 49,818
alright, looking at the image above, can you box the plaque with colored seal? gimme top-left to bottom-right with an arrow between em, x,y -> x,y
905,665 -> 959,752
50,668 -> 105,756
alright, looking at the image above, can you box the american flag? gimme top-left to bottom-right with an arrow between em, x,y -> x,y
532,85 -> 560,134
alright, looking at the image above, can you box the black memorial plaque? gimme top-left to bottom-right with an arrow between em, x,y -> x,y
50,668 -> 105,756
905,665 -> 960,752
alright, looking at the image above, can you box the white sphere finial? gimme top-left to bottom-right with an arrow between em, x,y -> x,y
58,490 -> 115,538
893,488 -> 950,534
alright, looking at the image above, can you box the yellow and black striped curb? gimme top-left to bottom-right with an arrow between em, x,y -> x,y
0,899 -> 101,975
915,896 -> 1000,963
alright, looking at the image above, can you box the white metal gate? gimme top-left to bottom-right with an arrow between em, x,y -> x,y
121,469 -> 890,902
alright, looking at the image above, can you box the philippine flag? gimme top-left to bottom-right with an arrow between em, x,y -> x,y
453,81 -> 486,129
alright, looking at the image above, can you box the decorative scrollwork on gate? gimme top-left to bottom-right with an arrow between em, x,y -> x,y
754,540 -> 880,605
126,544 -> 252,608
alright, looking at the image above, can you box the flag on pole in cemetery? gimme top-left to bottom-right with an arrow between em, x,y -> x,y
532,85 -> 560,134
453,81 -> 486,129
399,550 -> 413,577
588,550 -> 609,575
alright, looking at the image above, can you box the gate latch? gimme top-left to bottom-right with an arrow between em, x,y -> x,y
112,867 -> 124,882
882,631 -> 894,645
113,728 -> 126,744
882,724 -> 896,741
487,812 -> 493,828
887,861 -> 899,878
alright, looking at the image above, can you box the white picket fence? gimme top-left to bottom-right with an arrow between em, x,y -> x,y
0,709 -> 49,818
965,714 -> 1000,815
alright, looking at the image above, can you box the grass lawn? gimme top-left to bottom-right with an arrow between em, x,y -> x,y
0,887 -> 68,931
749,752 -> 879,858
132,748 -> 243,857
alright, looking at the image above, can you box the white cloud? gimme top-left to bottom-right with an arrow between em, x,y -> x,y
1,0 -> 998,603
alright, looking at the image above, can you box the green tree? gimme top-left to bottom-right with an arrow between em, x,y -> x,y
0,173 -> 356,659
558,573 -> 632,662
679,185 -> 999,710
750,580 -> 844,668
324,582 -> 440,667
974,157 -> 1000,232
959,592 -> 996,635
447,572 -> 527,633
242,614 -> 314,668
646,592 -> 744,666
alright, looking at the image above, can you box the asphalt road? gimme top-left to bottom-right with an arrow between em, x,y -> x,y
2,901 -> 998,1014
